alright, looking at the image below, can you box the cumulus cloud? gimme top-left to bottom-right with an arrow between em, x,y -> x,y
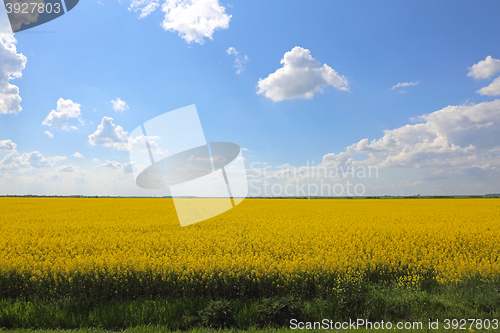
42,98 -> 81,130
123,162 -> 133,173
391,80 -> 419,90
467,56 -> 500,79
57,165 -> 74,172
111,98 -> 129,112
129,0 -> 231,44
73,177 -> 88,185
256,46 -> 349,102
47,175 -> 62,182
99,160 -> 133,174
88,116 -> 129,150
44,131 -> 54,138
0,139 -> 16,151
72,152 -> 84,158
476,76 -> 500,96
0,150 -> 66,169
99,160 -> 122,169
128,135 -> 167,154
227,47 -> 248,74
321,99 -> 500,170
129,0 -> 160,18
243,99 -> 500,196
0,34 -> 27,114
161,0 -> 231,44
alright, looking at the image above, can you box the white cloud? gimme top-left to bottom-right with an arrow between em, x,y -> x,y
128,135 -> 167,155
111,98 -> 129,112
48,175 -> 62,182
467,56 -> 500,79
391,80 -> 419,90
0,139 -> 16,151
129,0 -> 231,44
99,160 -> 122,169
88,116 -> 129,150
247,100 -> 500,196
123,162 -> 133,173
24,151 -> 55,168
42,98 -> 81,130
57,165 -> 74,172
226,47 -> 248,74
72,152 -> 84,158
73,177 -> 88,184
93,158 -> 99,163
322,99 -> 500,169
129,0 -> 160,18
256,46 -> 349,102
44,131 -> 54,138
0,34 -> 27,114
0,153 -> 152,196
0,150 -> 66,169
476,76 -> 500,96
161,0 -> 231,44
99,160 -> 133,174
51,156 -> 67,162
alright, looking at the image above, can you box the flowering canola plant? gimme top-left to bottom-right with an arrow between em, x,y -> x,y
0,198 -> 499,298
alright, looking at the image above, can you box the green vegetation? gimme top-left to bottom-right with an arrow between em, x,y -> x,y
1,278 -> 499,330
0,327 -> 494,333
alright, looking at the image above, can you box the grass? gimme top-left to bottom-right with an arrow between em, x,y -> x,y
0,326 -> 497,332
1,279 -> 499,330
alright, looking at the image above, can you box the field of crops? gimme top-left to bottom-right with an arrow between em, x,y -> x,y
1,197 -> 499,301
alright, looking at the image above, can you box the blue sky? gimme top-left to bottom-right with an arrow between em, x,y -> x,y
1,0 -> 500,196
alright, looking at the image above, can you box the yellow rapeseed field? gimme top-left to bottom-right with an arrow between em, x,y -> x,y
0,197 -> 499,297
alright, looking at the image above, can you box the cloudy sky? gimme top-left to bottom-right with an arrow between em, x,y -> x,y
1,0 -> 500,196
